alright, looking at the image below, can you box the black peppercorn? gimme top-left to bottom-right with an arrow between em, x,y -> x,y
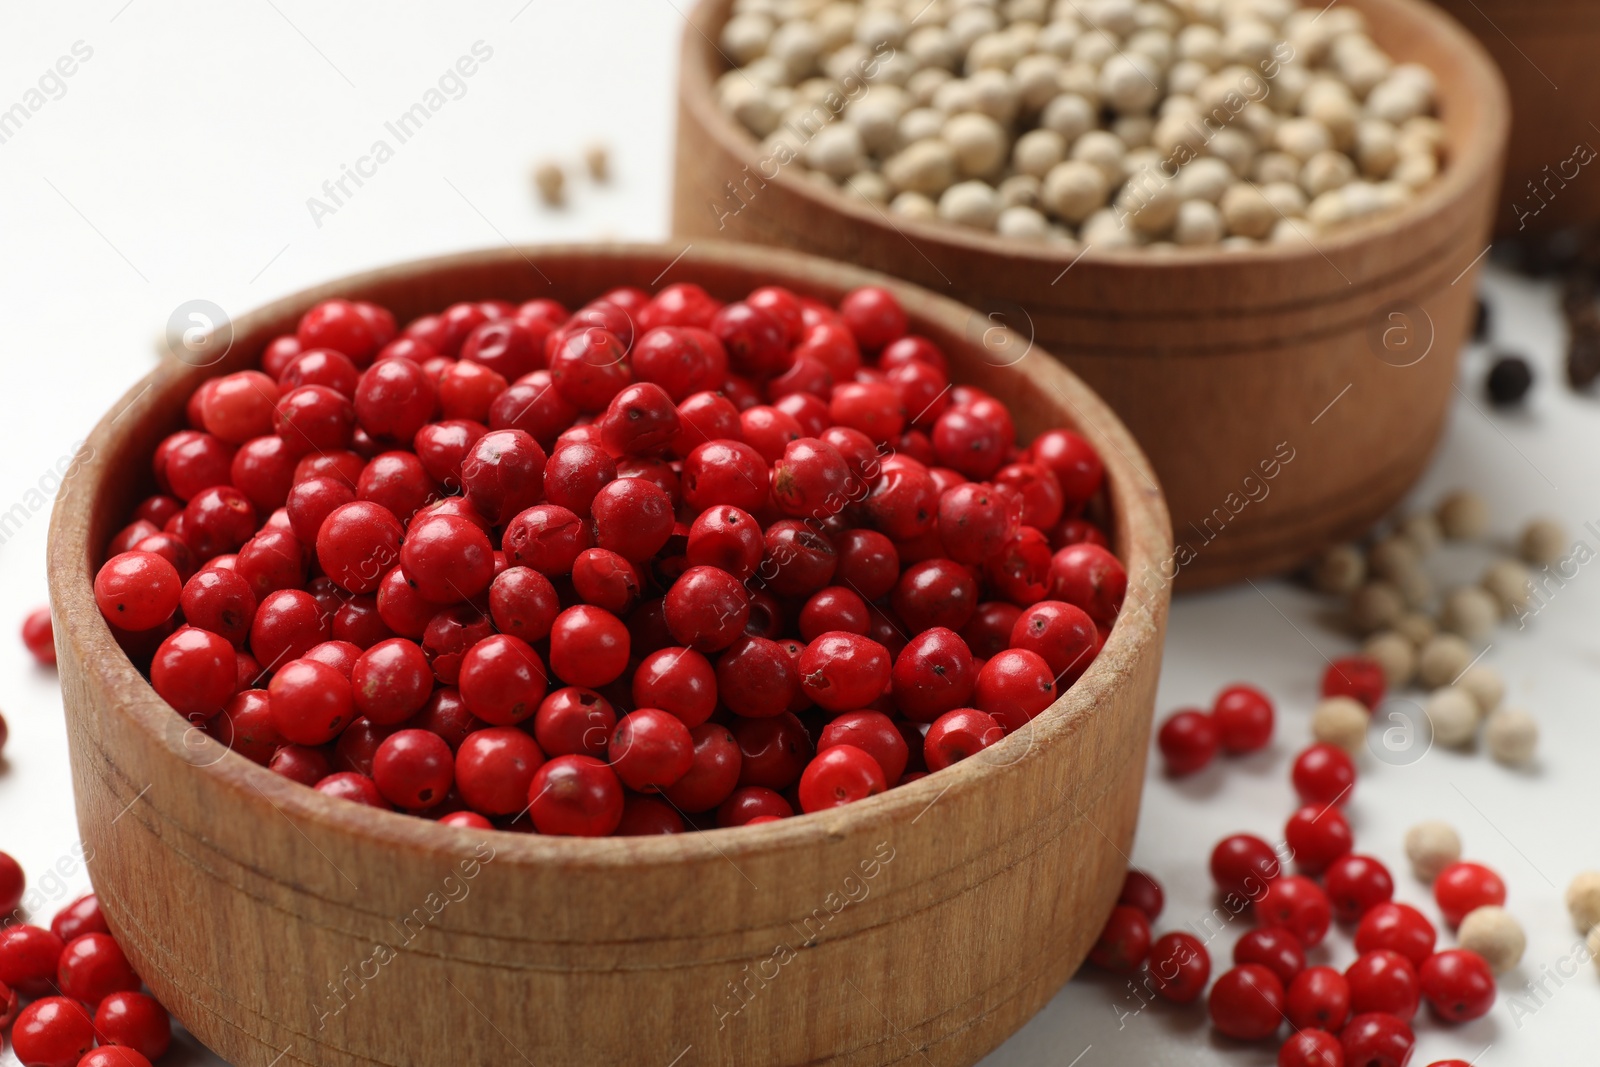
1486,355 -> 1533,405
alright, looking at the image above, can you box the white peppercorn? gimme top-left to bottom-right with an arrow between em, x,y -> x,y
939,179 -> 1002,227
1392,150 -> 1438,190
1252,150 -> 1303,185
1395,612 -> 1436,648
1176,157 -> 1236,204
1417,633 -> 1472,689
1220,182 -> 1278,240
966,68 -> 1020,125
899,105 -> 946,145
1013,53 -> 1065,111
1113,115 -> 1157,150
1167,59 -> 1209,96
1437,490 -> 1490,541
1117,167 -> 1182,235
1301,149 -> 1356,197
855,8 -> 909,49
1440,585 -> 1498,642
1013,128 -> 1066,177
997,173 -> 1042,209
1404,820 -> 1462,882
1072,130 -> 1128,184
1456,665 -> 1503,718
1426,686 -> 1479,748
1458,906 -> 1525,974
1311,543 -> 1366,595
1484,708 -> 1537,767
1081,207 -> 1140,247
1276,117 -> 1333,162
966,30 -> 1025,72
1261,181 -> 1308,218
806,122 -> 868,178
1394,567 -> 1434,611
1173,198 -> 1225,245
1042,160 -> 1110,223
722,13 -> 775,64
1567,871 -> 1600,933
943,111 -> 1009,178
845,170 -> 892,203
890,190 -> 938,219
1207,128 -> 1258,176
884,138 -> 958,195
1481,559 -> 1532,618
997,204 -> 1052,238
770,20 -> 825,79
1349,580 -> 1404,635
533,162 -> 565,206
1367,537 -> 1419,583
906,67 -> 953,107
1362,631 -> 1416,688
1101,53 -> 1163,114
1040,94 -> 1096,142
1519,518 -> 1566,566
1312,696 -> 1369,756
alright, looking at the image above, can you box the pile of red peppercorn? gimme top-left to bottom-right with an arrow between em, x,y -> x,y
0,850 -> 173,1067
1106,684 -> 1503,1066
90,281 -> 1125,835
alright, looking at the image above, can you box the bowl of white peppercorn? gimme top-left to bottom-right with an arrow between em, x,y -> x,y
673,0 -> 1509,589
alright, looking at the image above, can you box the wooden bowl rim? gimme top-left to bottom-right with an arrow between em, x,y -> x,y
47,240 -> 1172,870
679,0 -> 1511,269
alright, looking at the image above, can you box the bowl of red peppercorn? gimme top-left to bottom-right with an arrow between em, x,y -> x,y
48,241 -> 1171,1067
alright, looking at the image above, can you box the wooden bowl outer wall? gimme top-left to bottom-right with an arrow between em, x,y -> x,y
1431,0 -> 1600,235
672,0 -> 1510,589
48,243 -> 1173,1067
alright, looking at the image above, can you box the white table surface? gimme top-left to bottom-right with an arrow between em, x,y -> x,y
1,3 -> 1594,1065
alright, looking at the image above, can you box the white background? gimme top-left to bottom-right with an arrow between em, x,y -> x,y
0,2 -> 1595,1065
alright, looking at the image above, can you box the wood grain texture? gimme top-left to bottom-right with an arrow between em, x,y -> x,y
47,243 -> 1173,1067
1430,0 -> 1600,235
672,0 -> 1510,588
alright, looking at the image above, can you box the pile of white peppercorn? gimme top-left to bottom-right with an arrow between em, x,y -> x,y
715,0 -> 1446,246
1308,489 -> 1551,768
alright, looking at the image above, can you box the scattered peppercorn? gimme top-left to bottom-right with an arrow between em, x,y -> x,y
1485,354 -> 1533,406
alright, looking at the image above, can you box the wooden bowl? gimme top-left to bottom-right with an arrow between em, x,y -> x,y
673,0 -> 1509,588
47,243 -> 1173,1067
1430,0 -> 1600,235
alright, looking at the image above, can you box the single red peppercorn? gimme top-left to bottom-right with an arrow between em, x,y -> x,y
57,933 -> 141,1006
1324,854 -> 1396,924
1286,965 -> 1351,1033
1208,964 -> 1285,1041
22,605 -> 56,666
1322,655 -> 1386,710
1355,902 -> 1437,968
1234,926 -> 1306,986
1255,876 -> 1333,948
1088,904 -> 1151,972
527,754 -> 624,836
1285,803 -> 1355,875
12,996 -> 95,1067
1159,708 -> 1220,776
1210,833 -> 1284,900
1417,948 -> 1495,1022
372,729 -> 455,809
1278,1029 -> 1343,1067
1213,683 -> 1274,753
1117,869 -> 1164,921
798,743 -> 886,813
1339,1012 -> 1414,1067
1345,949 -> 1421,1020
1433,861 -> 1506,926
92,990 -> 172,1061
1147,931 -> 1210,1003
1292,742 -> 1358,806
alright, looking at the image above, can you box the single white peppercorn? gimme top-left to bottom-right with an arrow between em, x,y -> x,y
1480,559 -> 1533,618
1040,93 -> 1095,142
722,13 -> 775,65
1396,612 -> 1436,648
1311,543 -> 1366,595
844,170 -> 892,204
889,190 -> 938,219
1101,53 -> 1163,114
1458,906 -> 1525,974
770,20 -> 825,80
1349,580 -> 1405,635
1041,160 -> 1110,224
1113,115 -> 1156,150
1260,181 -> 1308,218
1456,665 -> 1504,717
1404,820 -> 1462,882
1254,151 -> 1303,185
845,88 -> 910,155
1172,198 -> 1225,245
584,143 -> 610,183
1013,53 -> 1065,111
1312,696 -> 1369,756
1484,708 -> 1537,767
884,138 -> 958,196
1440,585 -> 1499,642
1080,207 -> 1140,248
996,204 -> 1052,238
1568,871 -> 1600,933
1426,686 -> 1479,748
1276,117 -> 1333,162
943,112 -> 1008,178
1393,150 -> 1438,190
1519,518 -> 1566,566
1437,490 -> 1490,541
1013,128 -> 1066,178
806,122 -> 868,179
1220,182 -> 1278,240
938,179 -> 1002,228
966,68 -> 1020,125
997,173 -> 1042,209
1396,511 -> 1442,556
1207,128 -> 1257,177
1362,631 -> 1416,688
1300,149 -> 1356,198
1367,537 -> 1420,583
906,67 -> 953,107
1176,157 -> 1236,204
899,106 -> 946,145
1417,633 -> 1472,689
1116,167 -> 1181,235
1071,130 -> 1128,185
1394,566 -> 1434,612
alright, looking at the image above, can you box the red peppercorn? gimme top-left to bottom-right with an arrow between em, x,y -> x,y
1117,869 -> 1164,921
151,626 -> 238,721
1433,861 -> 1506,926
22,605 -> 56,666
890,627 -> 976,723
92,990 -> 171,1061
179,567 -> 257,648
1355,902 -> 1437,967
1292,742 -> 1357,806
1339,1012 -> 1414,1067
798,744 -> 886,813
1208,964 -> 1286,1041
1234,926 -> 1306,986
458,634 -> 548,726
973,648 -> 1057,732
1159,709 -> 1220,776
488,566 -> 561,642
1210,833 -> 1284,899
1322,655 -> 1386,710
1213,683 -> 1274,753
371,729 -> 454,809
1285,803 -> 1354,875
57,933 -> 140,1006
533,687 -> 615,759
549,605 -> 631,688
527,754 -> 624,836
1345,949 -> 1421,1019
817,711 -> 909,785
1047,542 -> 1126,629
50,895 -> 110,944
1418,948 -> 1495,1022
1088,904 -> 1151,972
1028,429 -> 1104,511
1324,854 -> 1395,923
924,707 -> 1003,770
609,708 -> 695,792
12,996 -> 95,1067
1278,1029 -> 1343,1067
631,647 -> 717,728
717,636 -> 800,718
0,850 -> 24,914
0,924 -> 65,997
1255,876 -> 1333,947
1286,966 -> 1351,1032
1147,931 -> 1209,1003
268,658 -> 352,745
94,551 -> 182,631
798,631 -> 890,712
